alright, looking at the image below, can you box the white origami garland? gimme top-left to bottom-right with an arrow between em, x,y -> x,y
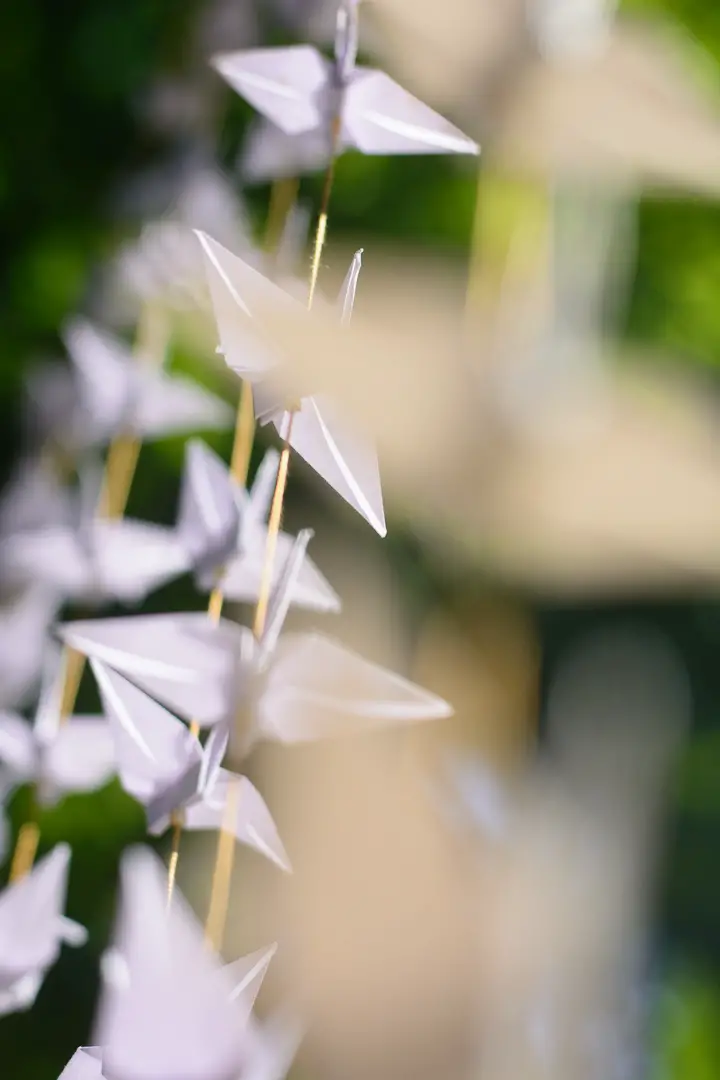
3,0 -> 703,1076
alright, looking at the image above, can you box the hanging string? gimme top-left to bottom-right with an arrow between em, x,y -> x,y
166,383 -> 256,907
200,97 -> 343,945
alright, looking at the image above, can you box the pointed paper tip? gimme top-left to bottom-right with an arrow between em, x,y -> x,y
209,51 -> 231,77
194,227 -> 208,246
48,841 -> 72,868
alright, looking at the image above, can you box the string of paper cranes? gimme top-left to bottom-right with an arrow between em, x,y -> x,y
1,0 -> 720,1077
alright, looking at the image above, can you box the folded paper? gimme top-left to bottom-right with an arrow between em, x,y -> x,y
198,233 -> 386,535
90,661 -> 290,871
0,844 -> 86,1017
94,846 -> 270,1080
0,644 -> 115,806
61,533 -> 453,759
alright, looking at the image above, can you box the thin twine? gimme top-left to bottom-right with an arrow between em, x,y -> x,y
199,118 -> 342,945
170,169 -> 302,912
167,384 -> 256,910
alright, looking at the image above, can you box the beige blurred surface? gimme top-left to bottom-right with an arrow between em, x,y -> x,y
240,244 -> 720,596
366,1 -> 720,193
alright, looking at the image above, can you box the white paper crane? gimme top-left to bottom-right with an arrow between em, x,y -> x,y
0,644 -> 115,807
198,231 -> 386,535
100,939 -> 277,1028
189,443 -> 340,613
0,442 -> 240,607
93,845 -> 269,1080
89,660 -> 290,872
59,943 -> 284,1080
0,584 -> 62,711
60,531 -> 453,757
214,0 -> 478,170
0,843 -> 86,1016
54,317 -> 233,452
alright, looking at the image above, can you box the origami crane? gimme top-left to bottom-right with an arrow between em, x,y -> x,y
27,317 -> 233,457
0,583 -> 62,711
90,659 -> 290,871
0,440 -> 240,607
198,232 -> 386,535
189,443 -> 340,612
213,0 -> 478,174
0,843 -> 86,1017
60,531 -> 453,760
92,845 -> 273,1080
0,644 -> 115,807
101,939 -> 277,1031
58,947 -> 298,1080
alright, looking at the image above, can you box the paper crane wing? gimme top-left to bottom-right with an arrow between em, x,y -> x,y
258,529 -> 314,661
259,633 -> 453,742
273,394 -> 386,535
57,1047 -> 105,1080
196,231 -> 298,381
132,367 -> 234,438
90,519 -> 191,604
185,770 -> 291,873
33,638 -> 70,748
343,68 -> 479,155
63,318 -> 135,441
0,585 -> 61,710
96,846 -> 246,1080
0,969 -> 44,1018
60,613 -> 236,728
44,719 -> 116,800
0,844 -> 85,986
218,525 -> 341,614
91,661 -> 202,826
0,712 -> 35,781
0,527 -> 90,597
224,942 -> 277,1028
212,45 -> 330,135
241,118 -> 333,183
247,449 -> 281,527
177,439 -> 241,578
337,248 -> 363,325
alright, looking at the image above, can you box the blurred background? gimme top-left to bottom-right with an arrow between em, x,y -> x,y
3,0 -> 720,1077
